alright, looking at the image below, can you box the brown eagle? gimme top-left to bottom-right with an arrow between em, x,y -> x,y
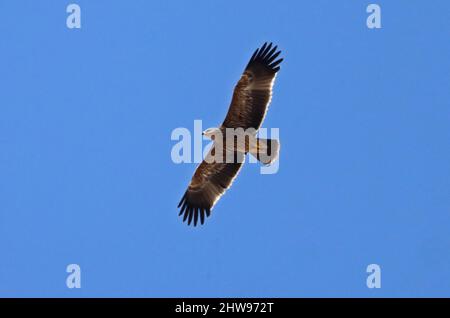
178,42 -> 283,226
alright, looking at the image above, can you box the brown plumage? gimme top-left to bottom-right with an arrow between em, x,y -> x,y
178,42 -> 283,226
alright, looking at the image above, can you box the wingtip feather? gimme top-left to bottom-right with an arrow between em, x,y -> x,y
246,42 -> 284,73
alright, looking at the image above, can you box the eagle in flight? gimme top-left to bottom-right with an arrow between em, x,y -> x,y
178,42 -> 283,226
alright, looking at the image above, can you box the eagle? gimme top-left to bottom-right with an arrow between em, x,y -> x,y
178,42 -> 283,226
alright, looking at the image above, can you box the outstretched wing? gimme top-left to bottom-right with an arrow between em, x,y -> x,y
178,149 -> 245,226
222,42 -> 283,130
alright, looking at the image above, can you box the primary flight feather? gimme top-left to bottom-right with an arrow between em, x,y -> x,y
178,42 -> 283,226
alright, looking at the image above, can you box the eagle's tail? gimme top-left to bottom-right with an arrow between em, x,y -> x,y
249,138 -> 280,165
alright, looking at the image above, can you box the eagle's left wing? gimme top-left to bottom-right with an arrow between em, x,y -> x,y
221,42 -> 283,130
178,148 -> 245,226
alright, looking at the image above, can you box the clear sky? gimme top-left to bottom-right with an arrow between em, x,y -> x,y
1,1 -> 449,297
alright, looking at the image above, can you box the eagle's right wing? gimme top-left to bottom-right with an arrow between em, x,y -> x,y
222,42 -> 283,130
178,148 -> 245,226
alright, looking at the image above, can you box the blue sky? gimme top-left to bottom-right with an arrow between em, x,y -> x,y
1,1 -> 449,297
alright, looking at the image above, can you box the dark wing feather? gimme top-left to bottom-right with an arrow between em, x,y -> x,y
222,42 -> 283,130
178,148 -> 245,226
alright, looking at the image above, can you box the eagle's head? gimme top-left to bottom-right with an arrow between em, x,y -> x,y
202,127 -> 221,140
